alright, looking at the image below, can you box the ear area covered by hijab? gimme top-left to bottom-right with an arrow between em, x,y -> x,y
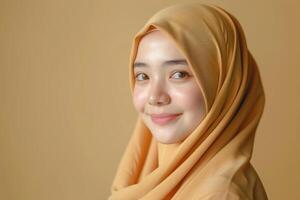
109,3 -> 268,200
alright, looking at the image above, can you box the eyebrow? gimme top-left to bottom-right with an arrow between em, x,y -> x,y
133,59 -> 188,68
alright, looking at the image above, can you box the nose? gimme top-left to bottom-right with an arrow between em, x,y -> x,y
148,80 -> 171,106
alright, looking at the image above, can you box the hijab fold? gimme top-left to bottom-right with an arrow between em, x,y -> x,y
109,3 -> 268,199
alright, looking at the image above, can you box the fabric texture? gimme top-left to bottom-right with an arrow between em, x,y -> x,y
109,3 -> 268,200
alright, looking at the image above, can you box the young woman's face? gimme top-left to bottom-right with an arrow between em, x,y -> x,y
132,30 -> 206,144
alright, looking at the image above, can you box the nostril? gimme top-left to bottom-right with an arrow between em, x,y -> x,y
148,94 -> 171,105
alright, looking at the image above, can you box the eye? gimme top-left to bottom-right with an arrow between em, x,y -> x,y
135,73 -> 149,81
171,71 -> 191,80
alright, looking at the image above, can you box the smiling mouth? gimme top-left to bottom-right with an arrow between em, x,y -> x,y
150,113 -> 182,125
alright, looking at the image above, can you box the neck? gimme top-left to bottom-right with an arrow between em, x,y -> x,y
157,142 -> 181,166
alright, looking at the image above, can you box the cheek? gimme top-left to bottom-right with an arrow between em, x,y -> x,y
172,83 -> 205,110
133,86 -> 148,112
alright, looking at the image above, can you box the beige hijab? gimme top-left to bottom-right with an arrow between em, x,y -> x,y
109,3 -> 268,200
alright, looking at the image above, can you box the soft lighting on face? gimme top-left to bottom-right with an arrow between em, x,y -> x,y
132,29 -> 206,144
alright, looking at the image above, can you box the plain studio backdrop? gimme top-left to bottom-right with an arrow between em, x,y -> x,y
0,0 -> 299,199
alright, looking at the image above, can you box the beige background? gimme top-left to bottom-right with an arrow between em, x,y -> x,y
0,0 -> 299,199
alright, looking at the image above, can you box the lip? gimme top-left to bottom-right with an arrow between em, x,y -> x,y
149,113 -> 182,125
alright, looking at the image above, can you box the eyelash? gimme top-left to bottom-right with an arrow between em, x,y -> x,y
135,71 -> 191,82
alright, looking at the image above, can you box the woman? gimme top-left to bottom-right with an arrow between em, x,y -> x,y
109,3 -> 268,200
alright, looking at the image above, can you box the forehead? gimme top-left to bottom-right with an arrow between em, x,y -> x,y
135,30 -> 185,61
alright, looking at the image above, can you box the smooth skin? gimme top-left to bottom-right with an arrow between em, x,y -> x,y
132,29 -> 206,144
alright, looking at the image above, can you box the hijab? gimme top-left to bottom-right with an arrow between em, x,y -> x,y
109,3 -> 268,199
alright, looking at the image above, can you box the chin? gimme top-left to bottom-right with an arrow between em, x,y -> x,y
141,116 -> 187,144
155,137 -> 176,144
152,132 -> 186,144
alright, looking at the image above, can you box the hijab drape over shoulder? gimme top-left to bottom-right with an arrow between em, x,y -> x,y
109,3 -> 268,200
